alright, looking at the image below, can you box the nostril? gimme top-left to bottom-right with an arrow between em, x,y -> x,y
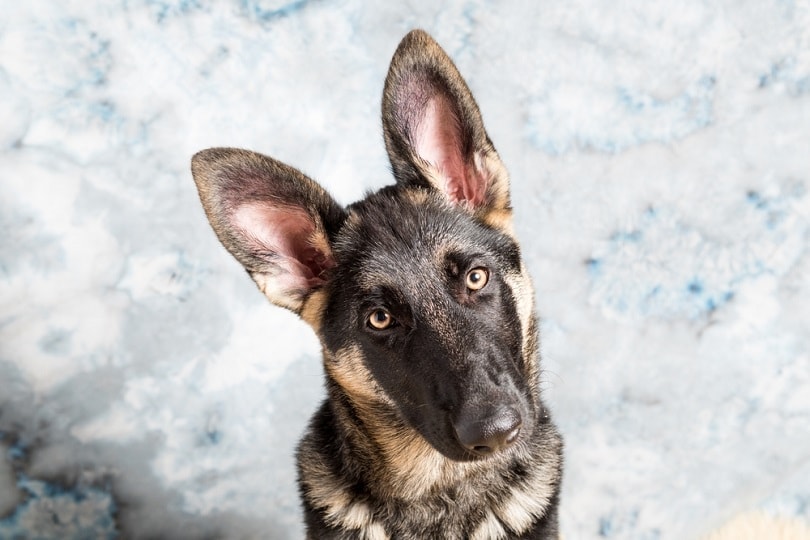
454,406 -> 522,456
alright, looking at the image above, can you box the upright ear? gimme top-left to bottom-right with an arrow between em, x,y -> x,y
191,148 -> 346,314
382,30 -> 512,230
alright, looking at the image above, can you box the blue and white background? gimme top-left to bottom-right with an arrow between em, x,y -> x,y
1,1 -> 809,538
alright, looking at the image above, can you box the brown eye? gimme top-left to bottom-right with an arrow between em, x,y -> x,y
465,267 -> 489,291
368,309 -> 393,330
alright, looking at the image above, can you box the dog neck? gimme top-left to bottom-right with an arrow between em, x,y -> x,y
302,378 -> 561,537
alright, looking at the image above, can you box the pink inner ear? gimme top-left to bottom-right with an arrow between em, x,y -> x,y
233,202 -> 334,292
414,96 -> 487,207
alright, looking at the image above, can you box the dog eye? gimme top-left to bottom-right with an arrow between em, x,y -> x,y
465,267 -> 489,291
367,309 -> 393,330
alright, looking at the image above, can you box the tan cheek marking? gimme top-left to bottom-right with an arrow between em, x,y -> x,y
299,288 -> 329,333
324,348 -> 482,500
325,346 -> 392,405
325,344 -> 475,499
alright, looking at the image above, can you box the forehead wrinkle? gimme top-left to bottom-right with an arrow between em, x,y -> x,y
347,209 -> 454,293
355,241 -> 444,295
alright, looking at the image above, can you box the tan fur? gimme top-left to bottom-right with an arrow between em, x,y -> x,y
481,207 -> 514,235
324,345 -> 391,406
298,449 -> 352,522
493,460 -> 558,534
324,346 -> 470,499
300,457 -> 390,539
299,288 -> 329,333
473,150 -> 513,233
502,265 -> 540,390
401,185 -> 433,206
320,342 -> 531,504
368,421 -> 455,499
362,521 -> 390,540
339,502 -> 376,531
470,509 -> 509,540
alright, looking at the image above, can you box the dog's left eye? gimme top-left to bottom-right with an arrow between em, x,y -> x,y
465,267 -> 489,291
367,309 -> 394,330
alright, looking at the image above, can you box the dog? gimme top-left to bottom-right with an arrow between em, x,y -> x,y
191,29 -> 563,539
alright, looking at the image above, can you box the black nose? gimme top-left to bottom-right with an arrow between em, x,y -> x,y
454,407 -> 522,456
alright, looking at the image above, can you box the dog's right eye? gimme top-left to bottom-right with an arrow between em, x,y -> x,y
367,309 -> 394,330
465,267 -> 489,291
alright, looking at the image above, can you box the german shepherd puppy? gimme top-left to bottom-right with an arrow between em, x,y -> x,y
191,29 -> 563,539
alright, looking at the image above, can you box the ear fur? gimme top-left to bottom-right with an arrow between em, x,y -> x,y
382,30 -> 512,230
191,148 -> 346,313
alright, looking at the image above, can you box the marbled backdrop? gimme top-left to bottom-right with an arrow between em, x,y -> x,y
1,1 -> 809,538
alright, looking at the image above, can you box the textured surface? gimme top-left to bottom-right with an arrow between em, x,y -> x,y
1,1 -> 809,538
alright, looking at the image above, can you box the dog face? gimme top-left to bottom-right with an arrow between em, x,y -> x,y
191,30 -> 539,462
320,187 -> 537,461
